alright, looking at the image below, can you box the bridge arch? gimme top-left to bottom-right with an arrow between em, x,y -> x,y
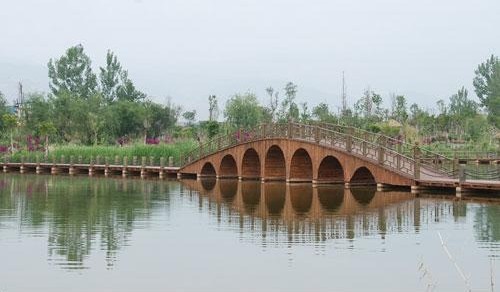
350,166 -> 376,185
200,162 -> 216,177
289,148 -> 313,182
264,183 -> 286,215
241,181 -> 261,213
219,154 -> 238,178
317,187 -> 344,212
317,155 -> 344,183
241,148 -> 261,179
290,185 -> 313,214
264,145 -> 286,180
219,180 -> 238,202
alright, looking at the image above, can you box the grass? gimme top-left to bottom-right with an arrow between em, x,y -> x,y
2,140 -> 198,166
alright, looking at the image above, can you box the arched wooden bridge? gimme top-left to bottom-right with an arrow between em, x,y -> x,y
179,122 -> 500,192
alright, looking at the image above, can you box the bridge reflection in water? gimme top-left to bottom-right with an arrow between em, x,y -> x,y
1,174 -> 498,271
182,179 -> 435,243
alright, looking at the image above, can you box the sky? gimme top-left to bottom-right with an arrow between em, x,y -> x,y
0,0 -> 499,119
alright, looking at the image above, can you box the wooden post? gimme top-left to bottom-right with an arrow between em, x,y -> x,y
453,151 -> 458,175
458,164 -> 466,183
141,156 -> 146,167
133,156 -> 138,166
78,155 -> 82,164
413,143 -> 421,180
378,146 -> 385,165
96,155 -> 101,165
114,155 -> 119,165
60,155 -> 65,164
168,156 -> 173,167
346,127 -> 353,153
314,126 -> 320,143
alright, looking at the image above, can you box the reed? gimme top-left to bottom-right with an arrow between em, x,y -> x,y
3,140 -> 197,166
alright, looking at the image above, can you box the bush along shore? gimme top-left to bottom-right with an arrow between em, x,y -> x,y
1,140 -> 197,167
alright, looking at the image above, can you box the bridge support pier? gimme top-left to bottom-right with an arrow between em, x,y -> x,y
2,165 -> 8,173
410,185 -> 420,194
19,166 -> 26,174
159,170 -> 164,179
36,166 -> 42,174
51,167 -> 59,175
104,168 -> 110,177
88,167 -> 94,176
69,167 -> 76,176
122,168 -> 128,178
344,182 -> 351,189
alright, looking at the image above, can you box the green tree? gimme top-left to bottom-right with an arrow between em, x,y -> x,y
473,55 -> 500,128
99,50 -> 146,103
2,114 -> 17,152
299,102 -> 311,122
208,95 -> 218,121
279,82 -> 299,121
312,103 -> 335,123
48,44 -> 97,99
265,86 -> 279,122
393,95 -> 408,123
39,121 -> 56,157
22,92 -> 52,136
224,93 -> 263,129
182,110 -> 197,126
99,50 -> 122,103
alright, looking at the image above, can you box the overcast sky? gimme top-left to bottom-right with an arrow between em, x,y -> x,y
1,0 -> 499,119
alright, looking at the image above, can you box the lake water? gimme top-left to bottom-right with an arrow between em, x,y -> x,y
0,174 -> 499,292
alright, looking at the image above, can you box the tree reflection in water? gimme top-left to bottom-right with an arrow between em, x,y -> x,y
0,174 -> 171,269
1,174 -> 499,271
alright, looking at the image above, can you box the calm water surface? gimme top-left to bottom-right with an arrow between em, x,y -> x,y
0,174 -> 499,292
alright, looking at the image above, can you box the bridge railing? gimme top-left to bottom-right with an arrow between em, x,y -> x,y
308,121 -> 460,178
181,122 -> 498,180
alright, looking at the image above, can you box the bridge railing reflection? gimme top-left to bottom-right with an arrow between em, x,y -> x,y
181,179 -> 471,245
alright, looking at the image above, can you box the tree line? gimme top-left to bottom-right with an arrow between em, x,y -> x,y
0,45 -> 499,153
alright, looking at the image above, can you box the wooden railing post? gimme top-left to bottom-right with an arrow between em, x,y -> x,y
397,143 -> 402,170
378,146 -> 384,165
314,126 -> 320,143
362,132 -> 367,156
287,121 -> 293,139
346,127 -> 353,152
458,164 -> 466,183
413,142 -> 421,179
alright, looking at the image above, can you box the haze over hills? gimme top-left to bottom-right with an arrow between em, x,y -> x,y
1,0 -> 499,119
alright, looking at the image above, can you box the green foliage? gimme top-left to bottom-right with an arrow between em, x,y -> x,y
473,55 -> 500,128
224,92 -> 263,129
208,95 -> 218,121
182,110 -> 196,126
279,82 -> 299,121
48,44 -> 97,99
7,140 -> 197,165
204,121 -> 220,139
